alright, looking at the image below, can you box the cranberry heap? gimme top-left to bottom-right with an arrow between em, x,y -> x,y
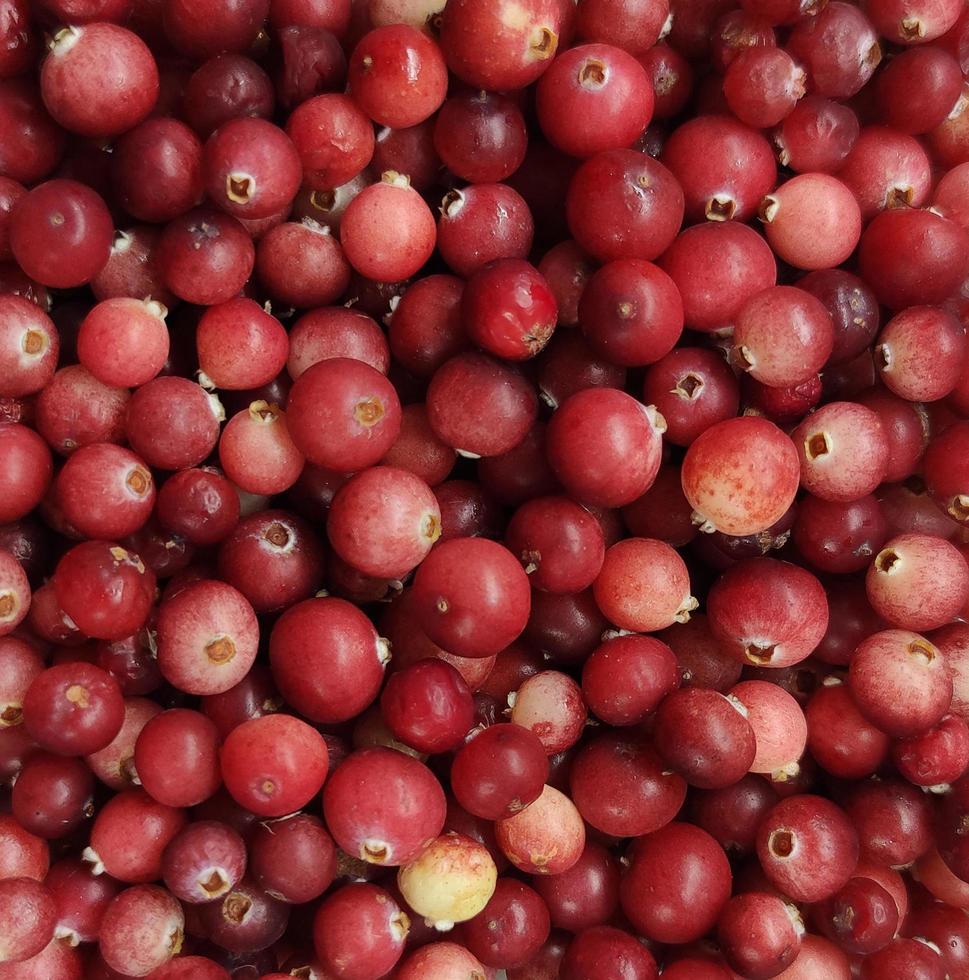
2,0 -> 969,976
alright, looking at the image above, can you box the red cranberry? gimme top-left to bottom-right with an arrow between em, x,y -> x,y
85,788 -> 186,883
411,537 -> 530,659
163,0 -> 269,59
270,596 -> 389,723
322,747 -> 445,866
182,53 -> 274,138
433,90 -> 528,183
313,882 -> 410,979
249,812 -> 336,904
40,24 -> 157,138
53,543 -> 156,643
10,179 -> 112,289
221,713 -> 328,818
682,416 -> 799,536
661,114 -> 775,222
427,352 -> 537,459
286,357 -> 402,471
156,208 -> 255,307
621,822 -> 732,944
757,794 -> 859,902
439,0 -> 565,91
380,658 -> 474,754
570,733 -> 686,838
805,680 -> 890,780
567,148 -> 684,262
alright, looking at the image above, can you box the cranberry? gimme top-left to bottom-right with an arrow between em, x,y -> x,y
875,305 -> 966,403
849,628 -> 953,737
270,597 -> 389,723
98,884 -> 184,976
730,680 -> 807,779
806,680 -> 890,780
411,537 -> 530,658
349,24 -> 447,129
161,820 -> 246,906
40,24 -> 157,138
85,788 -> 186,883
661,114 -> 775,222
396,941 -> 489,980
792,401 -> 889,503
707,558 -> 828,669
53,543 -> 155,642
536,43 -> 653,159
340,172 -> 436,283
156,580 -> 259,696
313,882 -> 409,979
11,752 -> 94,839
775,94 -> 860,174
182,54 -> 274,139
133,708 -> 221,809
786,2 -> 881,98
508,670 -> 587,754
55,443 -> 155,541
220,713 -> 327,818
156,208 -> 254,307
859,938 -> 947,980
275,24 -> 347,108
163,0 -> 269,59
156,468 -> 240,548
451,724 -> 548,821
814,876 -> 899,956
287,93 -> 374,191
867,533 -> 969,631
621,823 -> 732,944
867,0 -> 963,43
682,416 -> 799,536
433,91 -> 527,183
427,352 -> 537,459
380,658 -> 474,754
757,794 -> 859,903
249,812 -> 336,904
718,892 -> 803,979
322,747 -> 445,865
10,179 -> 112,289
0,78 -> 66,186
196,876 -> 289,955
859,207 -> 969,311
286,357 -> 402,472
218,401 -> 305,498
567,148 -> 683,261
255,220 -> 351,309
439,0 -> 564,91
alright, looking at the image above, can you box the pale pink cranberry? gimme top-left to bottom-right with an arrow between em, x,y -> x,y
760,174 -> 862,270
681,416 -> 800,536
155,581 -> 259,696
849,629 -> 953,737
508,670 -> 587,755
792,402 -> 889,502
495,785 -> 585,875
729,680 -> 808,780
866,533 -> 969,632
592,537 -> 696,633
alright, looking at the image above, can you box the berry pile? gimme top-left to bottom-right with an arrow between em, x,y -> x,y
2,0 -> 969,977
